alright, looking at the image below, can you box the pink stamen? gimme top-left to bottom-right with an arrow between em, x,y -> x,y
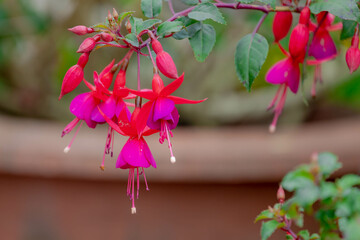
159,120 -> 176,163
111,129 -> 115,157
142,167 -> 149,191
131,168 -> 136,214
267,85 -> 284,110
137,168 -> 140,199
64,121 -> 83,153
127,170 -> 131,196
61,118 -> 80,137
269,85 -> 287,133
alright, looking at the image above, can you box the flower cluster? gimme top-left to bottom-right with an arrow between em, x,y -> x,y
266,3 -> 342,132
59,9 -> 206,213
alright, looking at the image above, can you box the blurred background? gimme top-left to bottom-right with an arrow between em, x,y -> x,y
1,0 -> 360,239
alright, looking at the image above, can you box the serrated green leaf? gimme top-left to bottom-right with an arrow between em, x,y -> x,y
188,3 -> 226,25
320,182 -> 338,200
341,20 -> 358,40
310,0 -> 360,22
141,0 -> 162,18
118,11 -> 135,23
235,33 -> 269,91
129,16 -> 143,34
318,152 -> 341,178
255,209 -> 274,223
157,21 -> 184,37
261,220 -> 284,240
189,23 -> 216,62
124,33 -> 139,47
282,167 -> 314,191
173,22 -> 202,40
91,23 -> 109,30
337,174 -> 360,190
258,0 -> 276,8
138,19 -> 162,33
298,230 -> 310,240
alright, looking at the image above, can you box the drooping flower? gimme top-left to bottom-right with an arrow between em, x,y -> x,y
266,56 -> 300,133
100,105 -> 158,214
346,25 -> 360,74
289,7 -> 310,63
129,73 -> 206,163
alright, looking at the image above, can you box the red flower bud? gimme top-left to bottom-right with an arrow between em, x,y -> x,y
151,39 -> 163,54
299,7 -> 310,25
77,52 -> 89,68
114,70 -> 126,89
273,12 -> 293,42
99,60 -> 116,89
289,24 -> 309,62
352,35 -> 359,48
152,74 -> 164,94
77,36 -> 99,53
156,51 -> 178,79
100,33 -> 113,42
126,19 -> 132,33
346,47 -> 360,74
59,65 -> 84,100
68,25 -> 94,35
277,185 -> 285,203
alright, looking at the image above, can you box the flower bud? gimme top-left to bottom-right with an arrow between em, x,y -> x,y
77,52 -> 89,68
156,51 -> 178,79
113,8 -> 119,21
289,24 -> 309,62
152,74 -> 164,94
114,70 -> 126,89
346,47 -> 360,74
77,37 -> 97,53
68,25 -> 94,35
151,38 -> 163,54
277,185 -> 285,203
273,12 -> 293,42
100,33 -> 113,42
126,19 -> 132,33
299,7 -> 310,25
59,65 -> 84,100
352,35 -> 359,48
99,60 -> 116,89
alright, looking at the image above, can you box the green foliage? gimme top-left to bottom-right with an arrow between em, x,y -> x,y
189,23 -> 216,62
188,3 -> 226,25
257,153 -> 360,240
124,33 -> 139,47
157,21 -> 184,37
340,20 -> 358,40
234,33 -> 269,92
310,0 -> 360,22
141,0 -> 162,18
257,0 -> 276,8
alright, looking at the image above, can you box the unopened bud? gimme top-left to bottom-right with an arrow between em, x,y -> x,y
289,24 -> 309,62
68,25 -> 94,35
59,65 -> 84,99
100,33 -> 113,42
156,51 -> 178,79
273,12 -> 293,42
126,19 -> 132,33
107,10 -> 112,23
299,7 -> 310,25
77,37 -> 97,53
277,185 -> 285,203
346,47 -> 360,74
151,38 -> 164,54
77,52 -> 90,68
113,8 -> 119,21
152,74 -> 164,94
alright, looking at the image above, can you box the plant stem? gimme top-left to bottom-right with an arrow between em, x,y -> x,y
168,0 -> 175,15
252,12 -> 268,36
137,51 -> 141,90
147,44 -> 158,73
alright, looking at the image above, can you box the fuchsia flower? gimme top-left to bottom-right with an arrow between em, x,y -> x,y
129,73 -> 206,163
68,25 -> 94,35
346,25 -> 360,74
272,12 -> 292,43
308,12 -> 341,97
100,106 -> 158,214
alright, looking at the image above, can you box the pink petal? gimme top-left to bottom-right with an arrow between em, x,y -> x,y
308,29 -> 337,60
70,92 -> 98,128
91,95 -> 116,123
167,96 -> 207,104
116,138 -> 152,169
160,73 -> 184,96
153,97 -> 175,122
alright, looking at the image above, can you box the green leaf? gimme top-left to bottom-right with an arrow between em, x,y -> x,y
293,182 -> 319,208
129,16 -> 143,34
118,11 -> 135,23
318,152 -> 341,178
124,33 -> 139,47
309,0 -> 360,22
181,0 -> 199,5
341,216 -> 360,240
141,0 -> 162,18
298,230 -> 310,240
157,21 -> 184,37
320,182 -> 338,200
234,33 -> 269,91
337,174 -> 360,190
138,19 -> 162,33
258,0 -> 276,8
188,3 -> 226,25
261,220 -> 284,240
310,233 -> 320,240
189,23 -> 216,62
173,22 -> 202,40
282,167 -> 314,191
341,20 -> 358,40
255,209 -> 274,223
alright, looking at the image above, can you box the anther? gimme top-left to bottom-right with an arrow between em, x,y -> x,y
170,156 -> 176,164
131,207 -> 136,214
64,146 -> 70,153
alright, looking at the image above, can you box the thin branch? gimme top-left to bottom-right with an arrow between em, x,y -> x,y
252,12 -> 268,37
168,0 -> 176,15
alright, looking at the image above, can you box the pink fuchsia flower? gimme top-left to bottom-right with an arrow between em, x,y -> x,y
266,56 -> 300,133
346,25 -> 360,74
59,53 -> 89,100
129,73 -> 206,163
100,106 -> 158,214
